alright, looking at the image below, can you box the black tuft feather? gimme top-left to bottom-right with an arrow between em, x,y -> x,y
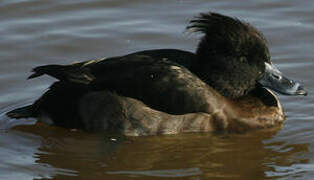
186,12 -> 267,44
187,12 -> 248,33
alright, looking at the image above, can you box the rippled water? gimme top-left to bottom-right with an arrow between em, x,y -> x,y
1,0 -> 314,179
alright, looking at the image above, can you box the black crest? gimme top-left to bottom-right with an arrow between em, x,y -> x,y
187,12 -> 269,62
188,12 -> 270,98
187,12 -> 248,34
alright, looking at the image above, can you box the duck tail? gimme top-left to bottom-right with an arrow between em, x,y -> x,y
6,105 -> 36,119
28,64 -> 94,84
28,65 -> 67,80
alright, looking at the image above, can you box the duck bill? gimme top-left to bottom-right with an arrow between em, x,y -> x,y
258,62 -> 307,96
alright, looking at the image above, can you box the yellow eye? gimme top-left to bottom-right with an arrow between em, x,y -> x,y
239,56 -> 247,63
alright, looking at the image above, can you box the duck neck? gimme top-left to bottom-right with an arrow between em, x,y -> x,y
191,54 -> 213,86
192,54 -> 252,99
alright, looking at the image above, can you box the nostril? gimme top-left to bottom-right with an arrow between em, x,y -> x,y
272,74 -> 281,80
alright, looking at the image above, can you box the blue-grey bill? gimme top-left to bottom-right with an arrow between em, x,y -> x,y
258,62 -> 307,96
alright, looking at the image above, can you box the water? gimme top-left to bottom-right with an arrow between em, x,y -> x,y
1,0 -> 314,179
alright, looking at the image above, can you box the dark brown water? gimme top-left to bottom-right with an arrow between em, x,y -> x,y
1,0 -> 313,179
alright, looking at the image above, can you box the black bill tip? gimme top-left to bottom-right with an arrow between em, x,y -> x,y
296,85 -> 307,96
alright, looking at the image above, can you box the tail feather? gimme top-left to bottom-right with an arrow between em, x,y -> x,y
28,64 -> 94,84
28,65 -> 67,80
6,105 -> 35,119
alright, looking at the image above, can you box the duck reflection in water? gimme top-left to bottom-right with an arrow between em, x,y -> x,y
10,126 -> 310,179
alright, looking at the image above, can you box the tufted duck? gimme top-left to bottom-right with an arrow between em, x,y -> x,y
7,12 -> 307,135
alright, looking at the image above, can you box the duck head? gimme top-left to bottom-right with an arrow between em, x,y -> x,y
188,12 -> 307,98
